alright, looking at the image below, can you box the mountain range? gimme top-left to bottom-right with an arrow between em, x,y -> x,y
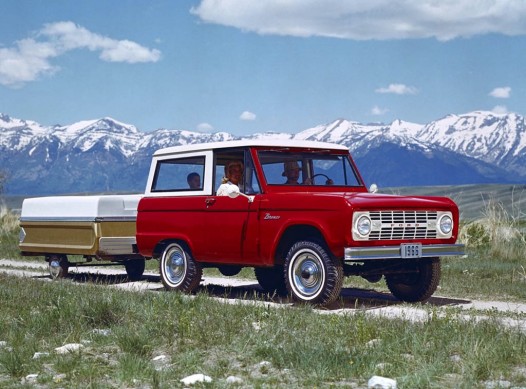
1,111 -> 525,195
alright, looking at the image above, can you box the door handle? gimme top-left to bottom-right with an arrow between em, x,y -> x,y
205,198 -> 216,207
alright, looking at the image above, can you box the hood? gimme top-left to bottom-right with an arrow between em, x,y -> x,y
344,192 -> 458,211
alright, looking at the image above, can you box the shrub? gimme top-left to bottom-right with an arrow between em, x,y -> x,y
0,204 -> 22,258
459,199 -> 524,249
460,222 -> 491,248
0,204 -> 19,236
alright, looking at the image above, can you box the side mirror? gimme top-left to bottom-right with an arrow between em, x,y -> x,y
369,183 -> 378,194
226,183 -> 255,203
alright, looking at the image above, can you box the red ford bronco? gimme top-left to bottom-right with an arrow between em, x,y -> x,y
20,139 -> 464,306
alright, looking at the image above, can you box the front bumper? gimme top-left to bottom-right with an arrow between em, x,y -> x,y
344,244 -> 465,261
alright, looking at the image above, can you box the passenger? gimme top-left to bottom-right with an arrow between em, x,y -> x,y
282,161 -> 311,185
217,160 -> 244,196
187,172 -> 201,189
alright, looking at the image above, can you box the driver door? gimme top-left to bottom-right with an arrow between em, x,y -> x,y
196,148 -> 261,265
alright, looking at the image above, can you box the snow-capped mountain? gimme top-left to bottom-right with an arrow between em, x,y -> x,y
291,115 -> 525,187
415,111 -> 526,176
294,112 -> 526,175
0,111 -> 525,195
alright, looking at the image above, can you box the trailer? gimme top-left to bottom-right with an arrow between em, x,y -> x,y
19,194 -> 145,279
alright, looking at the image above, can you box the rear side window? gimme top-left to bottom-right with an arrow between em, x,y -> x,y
151,156 -> 205,192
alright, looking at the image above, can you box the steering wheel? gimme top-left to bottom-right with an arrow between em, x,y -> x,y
311,173 -> 333,185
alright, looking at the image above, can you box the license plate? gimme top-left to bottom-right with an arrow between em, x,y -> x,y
401,243 -> 422,258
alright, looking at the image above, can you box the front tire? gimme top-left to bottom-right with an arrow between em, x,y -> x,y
284,241 -> 343,306
160,243 -> 202,293
385,258 -> 441,302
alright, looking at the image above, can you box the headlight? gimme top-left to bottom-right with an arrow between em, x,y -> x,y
438,214 -> 453,235
356,215 -> 371,236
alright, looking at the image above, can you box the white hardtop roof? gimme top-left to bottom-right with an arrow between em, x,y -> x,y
153,139 -> 348,157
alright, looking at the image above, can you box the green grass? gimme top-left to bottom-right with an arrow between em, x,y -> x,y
0,274 -> 525,388
440,247 -> 526,301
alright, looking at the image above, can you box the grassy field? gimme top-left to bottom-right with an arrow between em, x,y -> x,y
1,274 -> 526,388
1,187 -> 526,387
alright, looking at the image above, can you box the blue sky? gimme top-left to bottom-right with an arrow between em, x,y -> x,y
1,0 -> 526,136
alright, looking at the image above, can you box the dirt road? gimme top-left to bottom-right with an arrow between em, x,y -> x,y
1,258 -> 525,330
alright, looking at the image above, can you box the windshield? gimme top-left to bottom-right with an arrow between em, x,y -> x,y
258,151 -> 362,187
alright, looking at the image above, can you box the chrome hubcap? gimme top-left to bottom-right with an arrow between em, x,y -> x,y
49,260 -> 61,278
291,251 -> 324,298
165,248 -> 186,285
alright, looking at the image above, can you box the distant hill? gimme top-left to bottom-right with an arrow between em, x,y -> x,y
381,184 -> 526,222
1,111 -> 525,195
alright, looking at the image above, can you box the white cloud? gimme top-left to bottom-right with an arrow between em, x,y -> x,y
191,0 -> 526,41
489,86 -> 511,98
197,122 -> 214,132
371,105 -> 389,115
0,45 -> 58,88
375,84 -> 418,95
0,21 -> 161,88
239,111 -> 256,121
98,39 -> 161,63
40,21 -> 161,63
491,105 -> 508,114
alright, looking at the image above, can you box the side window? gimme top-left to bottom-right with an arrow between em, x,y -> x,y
259,152 -> 308,185
213,149 -> 261,195
151,156 -> 205,192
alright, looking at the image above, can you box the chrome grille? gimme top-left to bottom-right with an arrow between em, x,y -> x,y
368,211 -> 438,240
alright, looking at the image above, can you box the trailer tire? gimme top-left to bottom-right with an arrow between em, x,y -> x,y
125,258 -> 145,281
160,243 -> 202,293
47,255 -> 69,279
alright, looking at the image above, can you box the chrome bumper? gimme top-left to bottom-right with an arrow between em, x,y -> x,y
344,244 -> 465,262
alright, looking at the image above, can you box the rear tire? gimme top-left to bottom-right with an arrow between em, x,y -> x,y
284,241 -> 343,306
125,258 -> 145,281
385,258 -> 441,302
255,266 -> 288,296
160,243 -> 202,293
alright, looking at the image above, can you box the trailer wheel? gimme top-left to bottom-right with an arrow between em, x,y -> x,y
160,243 -> 202,293
385,258 -> 441,302
125,258 -> 145,281
285,241 -> 343,306
47,255 -> 69,279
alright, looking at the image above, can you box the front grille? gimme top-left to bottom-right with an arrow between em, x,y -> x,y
368,211 -> 438,240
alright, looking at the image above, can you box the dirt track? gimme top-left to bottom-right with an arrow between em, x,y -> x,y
1,258 -> 525,330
